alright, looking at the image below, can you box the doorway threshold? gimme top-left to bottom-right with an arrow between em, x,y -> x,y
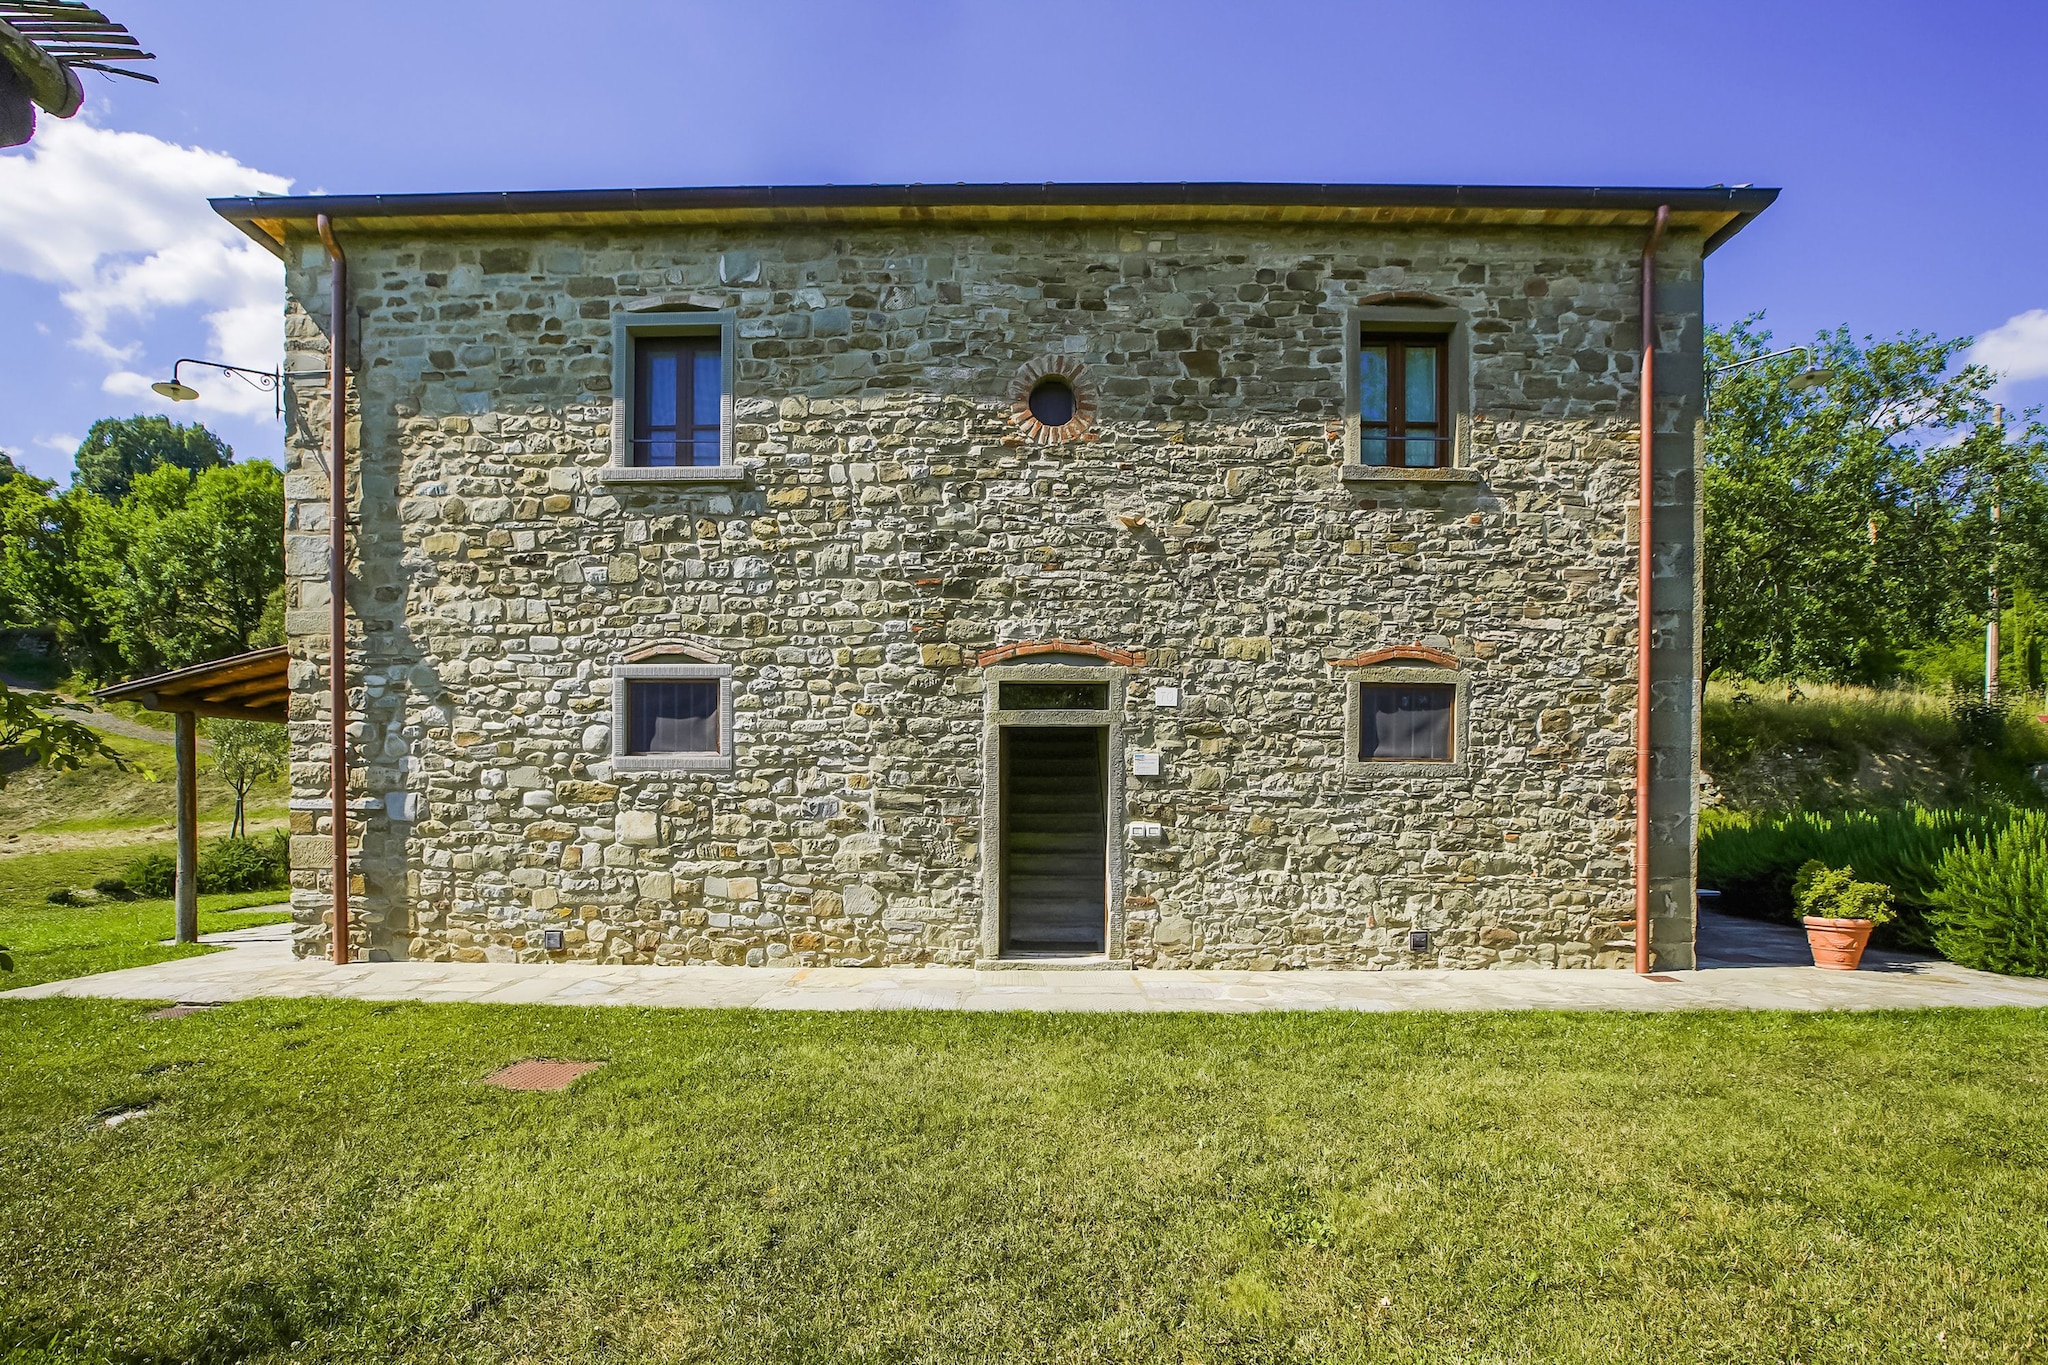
976,954 -> 1125,972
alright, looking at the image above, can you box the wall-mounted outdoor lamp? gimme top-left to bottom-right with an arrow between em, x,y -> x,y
150,357 -> 315,420
1705,344 -> 1830,412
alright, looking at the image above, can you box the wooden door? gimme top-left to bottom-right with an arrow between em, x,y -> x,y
1001,726 -> 1108,954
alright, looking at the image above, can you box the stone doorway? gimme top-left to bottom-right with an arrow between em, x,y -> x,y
1000,726 -> 1108,955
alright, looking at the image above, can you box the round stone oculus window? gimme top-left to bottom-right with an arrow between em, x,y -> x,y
1008,355 -> 1098,445
1028,377 -> 1076,429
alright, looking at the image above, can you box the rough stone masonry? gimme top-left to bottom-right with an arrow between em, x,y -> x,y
224,185 -> 1764,972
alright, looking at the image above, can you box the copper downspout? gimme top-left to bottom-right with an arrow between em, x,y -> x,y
1635,204 -> 1669,974
317,213 -> 350,965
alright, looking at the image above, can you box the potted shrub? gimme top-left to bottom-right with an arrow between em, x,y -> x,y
1792,860 -> 1894,970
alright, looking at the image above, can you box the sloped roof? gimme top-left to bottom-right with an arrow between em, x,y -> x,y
94,646 -> 287,723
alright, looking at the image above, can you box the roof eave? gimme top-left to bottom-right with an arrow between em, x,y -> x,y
212,182 -> 1779,258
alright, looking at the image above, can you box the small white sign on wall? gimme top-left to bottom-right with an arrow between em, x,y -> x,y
1153,686 -> 1180,707
1132,751 -> 1161,777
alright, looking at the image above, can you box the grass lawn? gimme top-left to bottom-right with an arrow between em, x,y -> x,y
0,844 -> 290,988
2,1003 -> 2044,1363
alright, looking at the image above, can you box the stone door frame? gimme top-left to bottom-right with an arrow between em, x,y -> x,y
979,660 -> 1128,963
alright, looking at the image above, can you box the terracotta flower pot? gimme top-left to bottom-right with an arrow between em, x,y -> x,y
1803,916 -> 1876,971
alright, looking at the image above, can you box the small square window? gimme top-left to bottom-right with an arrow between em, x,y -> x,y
1359,334 -> 1448,469
627,679 -> 719,754
633,338 -> 722,468
611,661 -> 733,771
1358,683 -> 1456,762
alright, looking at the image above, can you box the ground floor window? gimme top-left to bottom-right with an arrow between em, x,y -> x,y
628,680 -> 719,754
611,660 -> 733,772
1357,682 -> 1456,762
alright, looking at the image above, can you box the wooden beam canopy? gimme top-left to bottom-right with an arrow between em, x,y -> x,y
93,647 -> 290,945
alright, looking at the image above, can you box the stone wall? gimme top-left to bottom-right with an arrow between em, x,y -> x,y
278,217 -> 1704,969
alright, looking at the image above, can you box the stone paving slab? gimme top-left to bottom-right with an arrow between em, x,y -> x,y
7,913 -> 2048,1013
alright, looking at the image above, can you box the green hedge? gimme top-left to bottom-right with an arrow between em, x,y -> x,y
1699,805 -> 2010,952
1932,812 -> 2048,976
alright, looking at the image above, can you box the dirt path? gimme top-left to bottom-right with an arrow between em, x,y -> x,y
0,675 -> 203,750
0,814 -> 288,862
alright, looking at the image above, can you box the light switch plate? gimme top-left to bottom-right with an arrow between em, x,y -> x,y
1128,821 -> 1164,841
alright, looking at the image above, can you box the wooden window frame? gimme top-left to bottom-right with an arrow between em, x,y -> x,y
1357,333 -> 1450,469
1342,302 -> 1475,483
631,337 -> 723,469
601,311 -> 741,484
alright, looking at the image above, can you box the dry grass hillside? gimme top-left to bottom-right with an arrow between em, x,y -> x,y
1701,681 -> 2048,813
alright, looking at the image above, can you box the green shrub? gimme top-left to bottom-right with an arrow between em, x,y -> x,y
1791,861 -> 1895,924
1698,805 -> 2001,949
197,834 -> 288,894
118,836 -> 288,899
1931,811 -> 2048,976
122,851 -> 175,898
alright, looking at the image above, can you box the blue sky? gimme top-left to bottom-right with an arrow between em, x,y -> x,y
3,0 -> 2045,483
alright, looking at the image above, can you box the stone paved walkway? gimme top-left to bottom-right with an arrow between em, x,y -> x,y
6,910 -> 2047,1013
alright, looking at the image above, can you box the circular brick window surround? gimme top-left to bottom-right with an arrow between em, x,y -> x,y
1008,356 -> 1098,445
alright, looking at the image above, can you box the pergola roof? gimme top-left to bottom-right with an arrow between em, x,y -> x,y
94,646 -> 288,723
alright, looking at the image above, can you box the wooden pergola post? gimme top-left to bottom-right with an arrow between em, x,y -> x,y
173,709 -> 199,944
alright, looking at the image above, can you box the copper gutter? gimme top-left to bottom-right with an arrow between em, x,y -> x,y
317,212 -> 350,965
1635,204 -> 1669,974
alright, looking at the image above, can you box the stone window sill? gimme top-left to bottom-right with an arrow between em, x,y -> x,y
1343,758 -> 1471,779
612,753 -> 733,773
595,465 -> 751,486
1341,466 -> 1484,486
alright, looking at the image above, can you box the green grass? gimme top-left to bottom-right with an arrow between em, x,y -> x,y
0,844 -> 290,988
1,1003 -> 2044,1363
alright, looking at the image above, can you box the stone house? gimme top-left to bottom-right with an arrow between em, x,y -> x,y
211,182 -> 1774,971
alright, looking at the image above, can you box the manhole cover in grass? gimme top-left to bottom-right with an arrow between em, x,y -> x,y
146,1003 -> 221,1021
484,1060 -> 604,1092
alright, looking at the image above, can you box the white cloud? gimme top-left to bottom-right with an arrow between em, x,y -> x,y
35,433 -> 79,454
0,119 -> 292,420
1970,309 -> 2048,384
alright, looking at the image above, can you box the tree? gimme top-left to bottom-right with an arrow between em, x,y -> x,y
1702,317 -> 2025,683
70,415 -> 232,502
0,680 -> 121,789
206,717 -> 287,837
119,461 -> 286,669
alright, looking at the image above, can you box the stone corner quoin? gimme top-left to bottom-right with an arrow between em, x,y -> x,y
276,213 -> 1706,972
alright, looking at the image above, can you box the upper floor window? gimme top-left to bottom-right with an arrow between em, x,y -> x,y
1359,334 -> 1448,469
604,310 -> 738,483
634,339 -> 722,467
1343,301 -> 1472,481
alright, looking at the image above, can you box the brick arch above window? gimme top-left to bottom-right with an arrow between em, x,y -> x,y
1329,645 -> 1460,669
976,638 -> 1145,669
